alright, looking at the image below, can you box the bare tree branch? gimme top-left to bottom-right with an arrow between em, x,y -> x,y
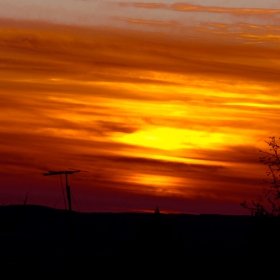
241,137 -> 280,217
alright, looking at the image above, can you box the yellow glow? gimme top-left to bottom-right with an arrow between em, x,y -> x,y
225,102 -> 280,108
115,127 -> 230,150
131,174 -> 175,186
129,173 -> 183,195
120,151 -> 232,166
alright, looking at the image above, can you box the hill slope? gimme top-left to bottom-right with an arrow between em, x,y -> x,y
0,205 -> 261,272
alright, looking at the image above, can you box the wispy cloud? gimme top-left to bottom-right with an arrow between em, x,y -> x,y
118,2 -> 169,9
0,18 -> 279,213
116,2 -> 280,20
113,16 -> 177,26
171,3 -> 280,17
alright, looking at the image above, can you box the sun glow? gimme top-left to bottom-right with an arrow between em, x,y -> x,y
129,173 -> 184,195
115,126 -> 233,151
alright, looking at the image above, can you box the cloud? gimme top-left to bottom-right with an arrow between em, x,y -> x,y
1,19 -> 280,90
0,19 -> 279,213
115,2 -> 280,20
118,2 -> 169,9
113,16 -> 177,26
170,3 -> 280,19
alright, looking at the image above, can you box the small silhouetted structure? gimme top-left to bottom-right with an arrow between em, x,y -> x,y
43,169 -> 87,265
155,206 -> 160,215
43,170 -> 81,212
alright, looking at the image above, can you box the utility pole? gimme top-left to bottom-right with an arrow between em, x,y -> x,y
43,170 -> 81,212
43,169 -> 83,265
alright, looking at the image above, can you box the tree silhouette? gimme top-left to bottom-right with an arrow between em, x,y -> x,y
241,137 -> 280,217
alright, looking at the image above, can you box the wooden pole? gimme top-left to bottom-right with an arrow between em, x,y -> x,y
43,170 -> 82,265
65,173 -> 72,212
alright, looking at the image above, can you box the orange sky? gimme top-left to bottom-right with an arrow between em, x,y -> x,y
0,1 -> 280,214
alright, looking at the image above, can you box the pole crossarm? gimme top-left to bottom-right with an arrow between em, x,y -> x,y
43,169 -> 83,212
43,170 -> 80,176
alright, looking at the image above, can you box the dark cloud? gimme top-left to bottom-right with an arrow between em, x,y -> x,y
96,120 -> 138,134
185,145 -> 260,164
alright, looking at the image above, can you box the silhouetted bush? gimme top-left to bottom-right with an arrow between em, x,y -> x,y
241,137 -> 280,217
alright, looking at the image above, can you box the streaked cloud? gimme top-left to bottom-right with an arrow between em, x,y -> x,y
171,3 -> 280,18
0,0 -> 279,214
116,2 -> 280,18
113,16 -> 177,26
118,2 -> 168,9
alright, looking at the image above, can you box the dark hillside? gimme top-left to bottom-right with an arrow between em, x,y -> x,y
0,205 -> 269,272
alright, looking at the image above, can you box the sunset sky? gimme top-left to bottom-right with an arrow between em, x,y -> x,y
0,0 -> 280,214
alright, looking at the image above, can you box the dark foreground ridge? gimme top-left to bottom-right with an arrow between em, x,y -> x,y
0,205 -> 278,273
